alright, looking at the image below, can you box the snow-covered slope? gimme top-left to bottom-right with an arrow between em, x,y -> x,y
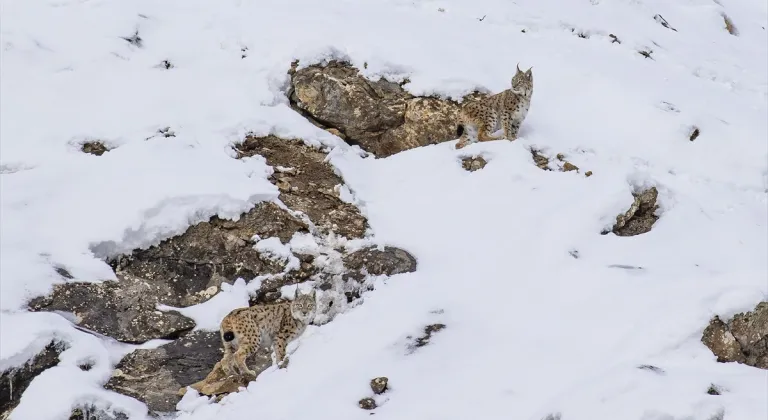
1,0 -> 766,419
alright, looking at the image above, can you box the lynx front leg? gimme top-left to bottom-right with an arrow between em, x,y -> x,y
503,119 -> 520,141
273,334 -> 290,369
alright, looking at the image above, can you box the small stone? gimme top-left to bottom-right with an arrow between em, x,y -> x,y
585,171 -> 593,177
81,141 -> 109,156
556,153 -> 565,161
358,398 -> 377,410
461,156 -> 487,172
370,377 -> 389,395
707,384 -> 722,395
562,162 -> 579,172
689,126 -> 700,142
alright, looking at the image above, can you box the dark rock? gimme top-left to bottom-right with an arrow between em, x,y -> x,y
105,331 -> 271,413
358,398 -> 377,410
608,187 -> 659,236
288,61 -> 486,157
406,323 -> 446,353
1,341 -> 66,418
707,384 -> 723,395
530,149 -> 551,170
461,156 -> 487,172
689,126 -> 700,142
343,246 -> 417,280
29,274 -> 196,344
702,302 -> 768,369
370,377 -> 388,395
81,141 -> 109,156
110,201 -> 307,307
235,135 -> 368,239
636,364 -> 665,374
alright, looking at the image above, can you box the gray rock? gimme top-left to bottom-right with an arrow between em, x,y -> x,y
104,331 -> 271,413
1,341 -> 66,418
343,246 -> 417,280
461,156 -> 487,172
609,187 -> 659,236
370,377 -> 389,395
110,201 -> 308,307
289,61 -> 486,157
702,302 -> 768,369
29,275 -> 196,344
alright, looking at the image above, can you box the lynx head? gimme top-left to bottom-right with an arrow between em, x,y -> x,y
511,64 -> 533,94
290,287 -> 317,324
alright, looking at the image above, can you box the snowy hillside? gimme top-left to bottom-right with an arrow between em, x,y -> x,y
1,0 -> 767,419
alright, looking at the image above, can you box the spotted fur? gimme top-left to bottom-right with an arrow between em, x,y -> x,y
456,65 -> 533,149
219,287 -> 317,378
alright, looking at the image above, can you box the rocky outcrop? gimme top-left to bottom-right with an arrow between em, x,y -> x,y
288,61 -> 485,157
29,275 -> 196,344
343,246 -> 418,281
104,331 -> 272,413
109,201 -> 307,307
702,302 -> 768,369
607,187 -> 659,236
235,135 -> 368,239
1,341 -> 66,418
25,135 -> 419,415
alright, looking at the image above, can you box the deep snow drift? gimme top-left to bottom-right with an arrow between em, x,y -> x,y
1,0 -> 766,419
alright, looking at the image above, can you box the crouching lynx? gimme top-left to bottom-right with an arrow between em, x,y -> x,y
455,65 -> 533,149
220,287 -> 317,378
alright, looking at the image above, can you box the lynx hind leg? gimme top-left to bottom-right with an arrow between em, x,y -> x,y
456,123 -> 477,149
477,123 -> 502,142
233,341 -> 258,378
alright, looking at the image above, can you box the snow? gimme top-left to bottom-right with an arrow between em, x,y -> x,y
1,0 -> 766,419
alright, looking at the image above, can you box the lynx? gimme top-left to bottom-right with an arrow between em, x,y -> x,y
220,287 -> 317,378
455,65 -> 533,149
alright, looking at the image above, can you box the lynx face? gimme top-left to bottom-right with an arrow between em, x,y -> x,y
511,65 -> 533,93
290,288 -> 317,325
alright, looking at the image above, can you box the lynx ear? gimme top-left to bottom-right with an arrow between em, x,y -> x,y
526,67 -> 533,78
516,63 -> 521,73
294,285 -> 300,298
310,288 -> 316,298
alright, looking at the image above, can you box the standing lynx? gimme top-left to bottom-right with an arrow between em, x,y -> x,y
220,287 -> 317,378
455,65 -> 533,149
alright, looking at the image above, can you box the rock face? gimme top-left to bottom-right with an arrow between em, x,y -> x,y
235,135 -> 368,239
104,331 -> 272,413
110,201 -> 307,307
608,187 -> 659,236
288,61 -> 485,157
1,341 -> 65,418
343,246 -> 418,281
24,135 -> 420,415
702,302 -> 768,369
29,275 -> 196,344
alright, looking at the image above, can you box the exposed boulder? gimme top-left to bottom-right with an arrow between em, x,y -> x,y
81,141 -> 110,156
105,331 -> 271,413
607,187 -> 659,236
343,246 -> 417,281
288,61 -> 485,157
235,135 -> 368,239
1,341 -> 66,418
29,275 -> 196,344
702,302 -> 768,369
110,201 -> 307,307
461,156 -> 487,172
370,377 -> 389,395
